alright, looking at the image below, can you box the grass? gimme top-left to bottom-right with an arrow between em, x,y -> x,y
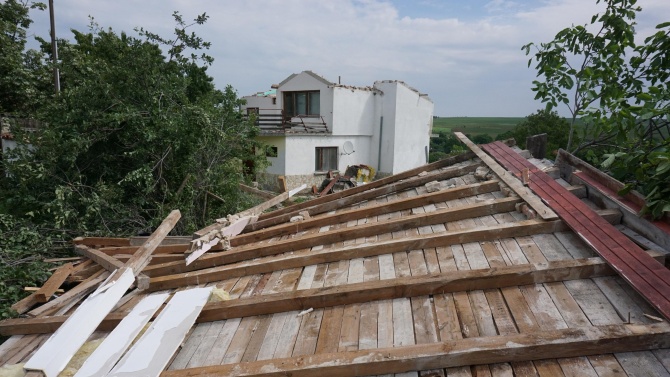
433,117 -> 525,138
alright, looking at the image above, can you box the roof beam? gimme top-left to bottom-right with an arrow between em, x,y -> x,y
144,196 -> 523,278
258,151 -> 476,221
246,161 -> 481,232
159,323 -> 670,377
235,180 -> 500,246
3,250 -> 662,336
455,132 -> 557,220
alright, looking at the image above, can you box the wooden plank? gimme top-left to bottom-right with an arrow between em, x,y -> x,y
27,270 -> 108,318
158,323 -> 670,377
239,183 -> 277,200
108,287 -> 213,377
33,263 -> 74,303
74,292 -> 170,377
455,132 -> 557,220
246,162 -> 481,232
234,180 -> 500,246
124,209 -> 181,275
24,268 -> 135,377
484,141 -> 670,320
72,237 -> 130,247
257,151 -> 476,220
75,245 -> 123,271
146,219 -> 561,291
186,216 -> 254,266
146,197 -> 522,279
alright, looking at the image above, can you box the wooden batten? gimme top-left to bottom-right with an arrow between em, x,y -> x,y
159,323 -> 670,377
5,250 -> 660,336
234,180 -> 500,246
144,197 -> 523,278
455,132 -> 557,220
245,162 -> 482,232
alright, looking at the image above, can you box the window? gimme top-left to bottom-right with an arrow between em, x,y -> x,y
266,146 -> 278,158
246,107 -> 259,115
315,147 -> 338,171
283,91 -> 320,117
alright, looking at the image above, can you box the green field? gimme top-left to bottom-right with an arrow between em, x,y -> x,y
433,117 -> 524,138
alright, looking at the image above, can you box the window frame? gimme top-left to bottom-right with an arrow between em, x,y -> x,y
283,90 -> 320,118
315,146 -> 338,172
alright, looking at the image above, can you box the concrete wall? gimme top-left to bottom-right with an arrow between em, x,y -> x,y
331,87 -> 376,136
243,95 -> 277,111
257,136 -> 286,176
284,135 -> 373,175
374,82 -> 398,176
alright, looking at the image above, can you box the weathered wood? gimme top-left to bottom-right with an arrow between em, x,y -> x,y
124,209 -> 181,275
33,263 -> 74,303
186,216 -> 254,265
146,197 -> 522,279
234,180 -> 500,246
526,133 -> 547,159
158,323 -> 670,377
98,244 -> 189,256
27,270 -> 109,318
75,245 -> 123,272
146,219 -> 562,291
455,132 -> 557,220
72,237 -> 131,247
258,151 -> 476,220
4,251 -> 664,336
246,162 -> 481,232
239,183 -> 277,200
129,235 -> 192,246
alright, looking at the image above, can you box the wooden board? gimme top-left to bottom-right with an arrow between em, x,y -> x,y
158,323 -> 670,377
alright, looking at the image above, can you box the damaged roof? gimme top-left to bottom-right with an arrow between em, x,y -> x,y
2,134 -> 670,377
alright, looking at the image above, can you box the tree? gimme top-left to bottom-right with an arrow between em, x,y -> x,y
496,109 -> 572,156
0,0 -> 48,115
523,0 -> 669,218
2,14 -> 267,235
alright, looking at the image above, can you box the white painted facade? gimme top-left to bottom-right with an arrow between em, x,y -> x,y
243,71 -> 433,191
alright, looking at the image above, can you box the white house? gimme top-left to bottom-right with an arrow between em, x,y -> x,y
242,71 -> 434,191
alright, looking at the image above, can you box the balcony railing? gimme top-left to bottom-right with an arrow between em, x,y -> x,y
250,109 -> 329,134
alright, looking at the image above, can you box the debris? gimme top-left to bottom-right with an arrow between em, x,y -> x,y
643,313 -> 664,322
418,171 -> 428,177
58,338 -> 105,377
298,308 -> 314,317
209,288 -> 231,302
298,211 -> 311,220
290,215 -> 304,223
425,181 -> 442,193
0,364 -> 24,377
474,166 -> 490,181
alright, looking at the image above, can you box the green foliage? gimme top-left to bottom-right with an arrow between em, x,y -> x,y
432,117 -> 521,138
524,0 -> 670,218
0,0 -> 48,114
0,12 -> 269,318
0,214 -> 53,319
495,109 -> 572,156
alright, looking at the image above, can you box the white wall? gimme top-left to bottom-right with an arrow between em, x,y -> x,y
373,81 -> 433,174
331,87 -> 376,136
257,136 -> 286,175
284,135 -> 373,175
243,95 -> 276,111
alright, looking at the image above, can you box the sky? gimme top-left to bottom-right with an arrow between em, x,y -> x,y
27,0 -> 670,117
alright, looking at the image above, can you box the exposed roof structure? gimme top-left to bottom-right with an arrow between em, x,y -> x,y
1,134 -> 670,377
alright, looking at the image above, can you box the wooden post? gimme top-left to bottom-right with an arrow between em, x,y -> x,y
526,133 -> 547,159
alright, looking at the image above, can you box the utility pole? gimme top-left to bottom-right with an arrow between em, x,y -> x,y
49,0 -> 60,93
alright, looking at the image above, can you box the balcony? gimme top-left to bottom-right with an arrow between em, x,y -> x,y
251,109 -> 329,135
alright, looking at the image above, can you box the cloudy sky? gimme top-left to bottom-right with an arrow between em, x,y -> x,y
27,0 -> 670,117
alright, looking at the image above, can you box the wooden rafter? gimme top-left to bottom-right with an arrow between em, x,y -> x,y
246,162 -> 481,232
455,132 -> 557,220
234,180 -> 500,246
3,251 -> 662,336
145,197 -> 523,278
160,323 -> 670,376
258,151 -> 476,220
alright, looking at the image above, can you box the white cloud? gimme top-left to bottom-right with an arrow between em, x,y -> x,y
27,0 -> 669,116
